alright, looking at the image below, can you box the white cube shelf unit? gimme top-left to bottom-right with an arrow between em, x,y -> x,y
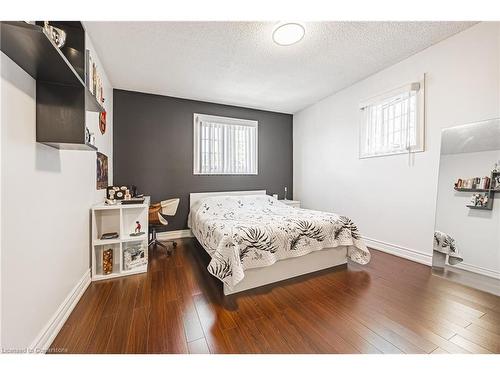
91,197 -> 150,281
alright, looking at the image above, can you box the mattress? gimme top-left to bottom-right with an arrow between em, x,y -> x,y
189,194 -> 371,287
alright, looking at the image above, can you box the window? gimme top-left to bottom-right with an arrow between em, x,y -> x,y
359,80 -> 424,158
193,114 -> 258,175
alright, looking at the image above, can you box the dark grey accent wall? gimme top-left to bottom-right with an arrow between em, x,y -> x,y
113,89 -> 293,230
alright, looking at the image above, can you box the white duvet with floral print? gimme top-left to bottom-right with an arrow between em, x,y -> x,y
188,195 -> 370,288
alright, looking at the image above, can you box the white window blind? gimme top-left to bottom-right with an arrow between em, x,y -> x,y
359,80 -> 424,158
193,114 -> 258,175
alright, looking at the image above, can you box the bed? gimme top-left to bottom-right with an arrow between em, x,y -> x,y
188,190 -> 371,295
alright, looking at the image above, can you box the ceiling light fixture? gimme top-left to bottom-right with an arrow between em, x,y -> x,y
272,23 -> 305,46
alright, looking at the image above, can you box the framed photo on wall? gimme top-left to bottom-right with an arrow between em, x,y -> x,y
96,152 -> 108,190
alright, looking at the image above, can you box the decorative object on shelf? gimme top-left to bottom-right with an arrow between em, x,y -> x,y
85,127 -> 96,146
85,48 -> 105,105
85,49 -> 92,90
494,175 -> 500,191
284,186 -> 288,200
130,221 -> 146,237
455,175 -> 490,190
99,111 -> 107,135
43,21 -> 66,48
123,244 -> 147,271
481,176 -> 491,189
130,185 -> 138,197
470,193 -> 489,207
96,152 -> 108,190
105,198 -> 117,205
102,249 -> 113,275
100,232 -> 119,240
107,186 -> 119,200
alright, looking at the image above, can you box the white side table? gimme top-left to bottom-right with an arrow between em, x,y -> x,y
279,199 -> 301,208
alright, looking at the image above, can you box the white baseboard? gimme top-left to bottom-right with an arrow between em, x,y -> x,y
362,236 -> 432,266
156,229 -> 193,241
155,231 -> 433,267
31,269 -> 91,353
451,262 -> 500,280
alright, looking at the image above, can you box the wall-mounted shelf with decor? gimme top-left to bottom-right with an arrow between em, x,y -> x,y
454,170 -> 499,211
466,204 -> 493,210
454,188 -> 490,193
0,21 -> 105,150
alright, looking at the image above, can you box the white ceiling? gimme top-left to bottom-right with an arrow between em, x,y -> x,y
84,21 -> 475,114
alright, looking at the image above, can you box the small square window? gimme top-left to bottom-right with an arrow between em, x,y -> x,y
193,114 -> 258,175
360,81 -> 425,158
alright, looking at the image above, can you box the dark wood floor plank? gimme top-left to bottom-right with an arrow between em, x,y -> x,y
305,297 -> 402,354
49,323 -> 78,353
105,277 -> 140,353
70,282 -> 114,353
247,316 -> 296,354
280,308 -> 342,353
146,271 -> 168,353
125,307 -> 149,353
309,278 -> 436,353
86,314 -> 116,353
317,276 -> 470,353
50,242 -> 500,354
134,273 -> 151,310
163,300 -> 189,353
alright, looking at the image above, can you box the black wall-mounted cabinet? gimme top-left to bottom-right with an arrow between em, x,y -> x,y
0,21 -> 104,150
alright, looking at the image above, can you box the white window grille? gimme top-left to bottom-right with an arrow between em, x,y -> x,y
193,114 -> 258,175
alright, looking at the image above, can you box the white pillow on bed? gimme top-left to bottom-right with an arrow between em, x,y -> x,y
188,194 -> 281,228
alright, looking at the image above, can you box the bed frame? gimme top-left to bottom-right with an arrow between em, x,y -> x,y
189,190 -> 348,295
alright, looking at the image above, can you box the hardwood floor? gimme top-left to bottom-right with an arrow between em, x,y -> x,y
50,238 -> 500,354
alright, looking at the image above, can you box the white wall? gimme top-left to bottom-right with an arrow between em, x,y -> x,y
0,32 -> 113,350
294,22 -> 500,264
435,150 -> 500,278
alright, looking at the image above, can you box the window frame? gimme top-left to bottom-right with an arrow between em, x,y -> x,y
359,79 -> 425,159
193,113 -> 259,175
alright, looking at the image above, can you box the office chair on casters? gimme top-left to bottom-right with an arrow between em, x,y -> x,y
148,198 -> 180,255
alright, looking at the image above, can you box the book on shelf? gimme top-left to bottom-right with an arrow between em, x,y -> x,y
85,49 -> 105,105
88,52 -> 94,95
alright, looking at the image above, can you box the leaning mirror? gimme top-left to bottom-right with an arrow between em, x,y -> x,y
433,118 -> 500,296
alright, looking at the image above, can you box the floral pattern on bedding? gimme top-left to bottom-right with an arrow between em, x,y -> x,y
189,195 -> 371,288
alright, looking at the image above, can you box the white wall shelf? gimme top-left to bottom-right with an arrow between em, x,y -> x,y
91,197 -> 150,281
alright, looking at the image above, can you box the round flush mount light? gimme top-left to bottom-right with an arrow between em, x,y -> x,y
272,23 -> 305,46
